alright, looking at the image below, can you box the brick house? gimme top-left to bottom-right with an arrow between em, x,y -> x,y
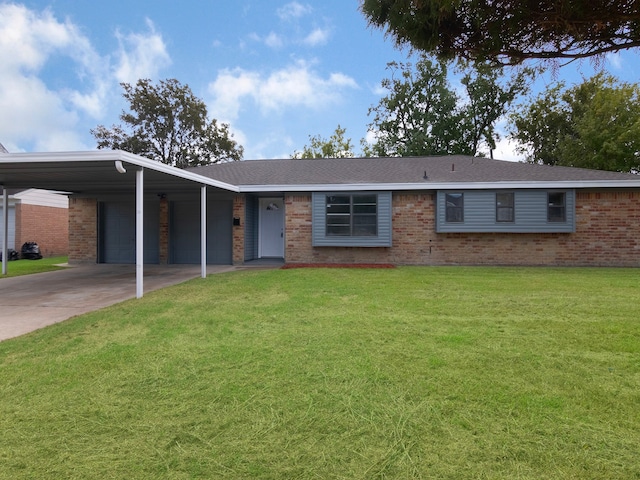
3,151 -> 640,269
0,188 -> 69,257
194,156 -> 640,267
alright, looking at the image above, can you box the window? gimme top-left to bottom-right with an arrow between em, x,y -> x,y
445,193 -> 464,222
326,194 -> 377,236
548,192 -> 566,222
496,192 -> 514,222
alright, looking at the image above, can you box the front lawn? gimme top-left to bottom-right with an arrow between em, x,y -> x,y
0,267 -> 638,479
0,256 -> 68,278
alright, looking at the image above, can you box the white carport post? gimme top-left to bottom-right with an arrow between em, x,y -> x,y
136,168 -> 144,298
2,188 -> 7,275
201,185 -> 207,278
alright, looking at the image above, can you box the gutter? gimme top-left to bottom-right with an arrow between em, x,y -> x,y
237,180 -> 640,193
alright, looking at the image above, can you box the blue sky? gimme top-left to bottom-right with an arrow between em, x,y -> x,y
1,1 -> 639,161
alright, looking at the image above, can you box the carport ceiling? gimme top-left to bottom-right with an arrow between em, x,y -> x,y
0,150 -> 238,196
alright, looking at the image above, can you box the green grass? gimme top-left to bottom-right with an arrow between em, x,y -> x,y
1,267 -> 639,479
0,256 -> 68,278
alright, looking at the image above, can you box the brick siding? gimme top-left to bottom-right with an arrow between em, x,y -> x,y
65,190 -> 640,267
68,198 -> 97,264
14,204 -> 68,257
283,190 -> 640,267
233,194 -> 245,264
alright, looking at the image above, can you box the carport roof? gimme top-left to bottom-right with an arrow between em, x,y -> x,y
0,150 -> 238,195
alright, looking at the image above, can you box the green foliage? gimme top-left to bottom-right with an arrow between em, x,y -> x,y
509,74 -> 640,172
367,58 -> 460,157
1,267 -> 639,478
360,0 -> 640,65
458,61 -> 534,155
92,79 -> 243,168
291,125 -> 355,158
366,57 -> 533,157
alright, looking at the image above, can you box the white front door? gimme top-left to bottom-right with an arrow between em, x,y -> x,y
259,198 -> 284,258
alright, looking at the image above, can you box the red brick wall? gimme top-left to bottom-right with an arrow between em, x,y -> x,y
68,198 -> 97,264
285,194 -> 313,263
14,204 -> 69,257
283,190 -> 640,267
233,195 -> 245,264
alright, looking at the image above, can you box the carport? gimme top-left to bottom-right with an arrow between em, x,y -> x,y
0,150 -> 238,298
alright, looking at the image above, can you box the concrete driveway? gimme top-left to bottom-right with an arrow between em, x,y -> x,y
0,264 -> 237,341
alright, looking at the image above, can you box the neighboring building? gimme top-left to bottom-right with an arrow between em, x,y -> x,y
0,188 -> 69,257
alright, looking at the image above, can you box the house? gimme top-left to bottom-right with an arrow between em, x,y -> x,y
0,187 -> 69,258
1,142 -> 69,258
192,156 -> 640,267
2,152 -> 640,274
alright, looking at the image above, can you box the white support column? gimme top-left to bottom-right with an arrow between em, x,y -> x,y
136,168 -> 144,298
2,188 -> 7,275
201,185 -> 207,278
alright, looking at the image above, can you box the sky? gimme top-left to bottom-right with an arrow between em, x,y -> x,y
1,1 -> 639,161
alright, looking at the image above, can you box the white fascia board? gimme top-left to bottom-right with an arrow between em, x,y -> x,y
0,150 -> 240,193
238,180 -> 640,192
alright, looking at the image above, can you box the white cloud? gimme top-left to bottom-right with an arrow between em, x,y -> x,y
208,69 -> 261,120
303,28 -> 330,46
277,2 -> 312,21
249,31 -> 284,49
207,61 -> 358,121
0,74 -> 84,151
114,19 -> 171,84
264,32 -> 284,48
0,4 -> 172,152
606,52 -> 623,70
490,118 -> 525,162
0,4 -> 74,72
0,3 -> 104,150
493,137 -> 524,162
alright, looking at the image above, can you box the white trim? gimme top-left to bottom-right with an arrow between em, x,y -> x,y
136,168 -> 144,299
238,180 -> 640,193
2,189 -> 7,275
201,185 -> 207,278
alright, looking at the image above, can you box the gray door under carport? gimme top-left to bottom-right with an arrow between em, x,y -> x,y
169,198 -> 232,264
99,200 -> 160,264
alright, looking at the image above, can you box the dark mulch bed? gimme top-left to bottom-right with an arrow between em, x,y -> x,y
281,263 -> 396,269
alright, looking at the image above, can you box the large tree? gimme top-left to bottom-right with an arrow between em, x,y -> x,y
366,58 -> 461,157
509,73 -> 640,173
360,0 -> 640,65
366,56 -> 532,157
92,78 -> 243,168
292,125 -> 356,158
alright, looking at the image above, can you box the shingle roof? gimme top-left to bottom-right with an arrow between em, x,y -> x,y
191,156 -> 639,188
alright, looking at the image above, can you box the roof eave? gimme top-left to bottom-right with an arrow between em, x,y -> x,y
237,179 -> 640,192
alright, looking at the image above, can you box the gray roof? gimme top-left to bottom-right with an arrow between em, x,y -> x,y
191,156 -> 640,189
